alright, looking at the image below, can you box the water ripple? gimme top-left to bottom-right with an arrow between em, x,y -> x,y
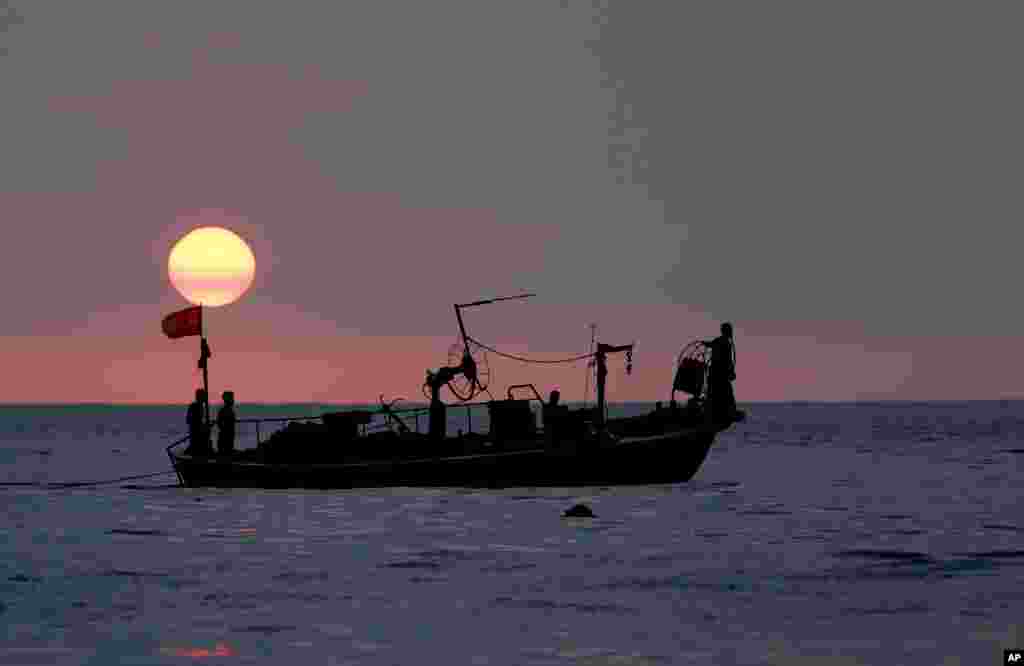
272,569 -> 330,583
479,563 -> 536,573
491,596 -> 637,615
103,569 -> 171,579
107,528 -> 167,537
381,560 -> 443,570
831,549 -> 933,563
840,601 -> 930,616
954,550 -> 1024,559
232,624 -> 298,635
8,574 -> 42,583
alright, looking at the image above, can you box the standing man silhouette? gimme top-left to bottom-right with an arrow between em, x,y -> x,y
703,322 -> 737,423
216,390 -> 237,457
186,388 -> 210,456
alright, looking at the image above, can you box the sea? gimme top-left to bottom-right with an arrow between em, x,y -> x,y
1,401 -> 1022,665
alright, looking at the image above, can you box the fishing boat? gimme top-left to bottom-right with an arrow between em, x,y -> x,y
166,295 -> 744,489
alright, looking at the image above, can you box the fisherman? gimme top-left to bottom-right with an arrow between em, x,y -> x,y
216,390 -> 237,457
543,389 -> 565,443
186,388 -> 210,456
702,322 -> 737,423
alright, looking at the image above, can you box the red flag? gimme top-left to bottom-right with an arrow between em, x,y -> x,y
162,306 -> 202,339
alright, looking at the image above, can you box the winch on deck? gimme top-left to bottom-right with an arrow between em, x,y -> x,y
487,399 -> 537,444
672,340 -> 709,402
418,293 -> 634,443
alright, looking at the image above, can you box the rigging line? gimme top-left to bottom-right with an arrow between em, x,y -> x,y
51,470 -> 179,488
465,336 -> 597,365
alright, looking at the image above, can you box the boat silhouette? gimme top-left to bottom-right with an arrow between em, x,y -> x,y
166,295 -> 743,489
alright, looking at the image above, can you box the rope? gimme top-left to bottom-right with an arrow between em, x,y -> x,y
0,470 -> 177,490
465,336 -> 598,365
446,379 -> 475,402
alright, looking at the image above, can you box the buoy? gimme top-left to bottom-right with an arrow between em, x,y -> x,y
563,503 -> 595,518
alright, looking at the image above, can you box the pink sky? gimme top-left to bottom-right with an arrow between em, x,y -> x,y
1,5 -> 1021,403
2,324 -> 1021,404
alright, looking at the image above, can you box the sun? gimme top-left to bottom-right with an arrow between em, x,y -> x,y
168,227 -> 256,306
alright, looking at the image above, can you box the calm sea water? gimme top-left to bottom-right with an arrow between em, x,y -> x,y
1,401 -> 1022,665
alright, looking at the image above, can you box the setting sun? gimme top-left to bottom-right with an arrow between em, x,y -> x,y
168,226 -> 255,306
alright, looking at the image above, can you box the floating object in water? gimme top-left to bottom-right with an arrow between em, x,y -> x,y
563,503 -> 595,518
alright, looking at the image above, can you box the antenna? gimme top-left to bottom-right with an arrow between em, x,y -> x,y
583,323 -> 597,408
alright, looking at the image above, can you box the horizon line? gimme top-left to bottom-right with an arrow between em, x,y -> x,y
1,399 -> 1022,407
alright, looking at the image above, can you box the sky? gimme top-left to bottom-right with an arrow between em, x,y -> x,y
1,1 -> 1021,403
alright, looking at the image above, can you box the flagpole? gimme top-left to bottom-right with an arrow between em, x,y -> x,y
201,305 -> 210,429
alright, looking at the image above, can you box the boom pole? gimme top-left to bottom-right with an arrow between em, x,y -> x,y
453,293 -> 535,376
429,293 -> 535,440
456,293 -> 536,309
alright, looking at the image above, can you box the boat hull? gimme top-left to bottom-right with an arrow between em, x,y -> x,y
171,426 -> 720,489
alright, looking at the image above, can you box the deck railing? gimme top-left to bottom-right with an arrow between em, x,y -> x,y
168,400 -> 508,451
167,390 -> 553,462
